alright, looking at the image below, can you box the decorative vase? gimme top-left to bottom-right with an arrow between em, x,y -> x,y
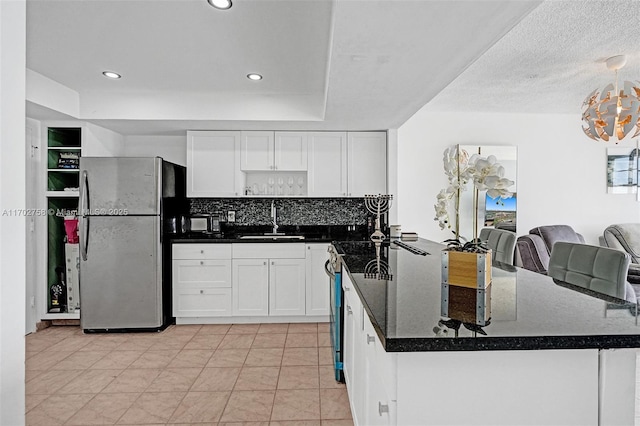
441,249 -> 492,290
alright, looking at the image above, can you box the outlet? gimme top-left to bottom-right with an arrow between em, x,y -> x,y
227,210 -> 236,222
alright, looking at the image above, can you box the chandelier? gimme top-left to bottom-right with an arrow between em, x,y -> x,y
581,55 -> 640,142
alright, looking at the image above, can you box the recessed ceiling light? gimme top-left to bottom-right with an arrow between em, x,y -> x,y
207,0 -> 232,10
247,73 -> 262,81
102,71 -> 121,79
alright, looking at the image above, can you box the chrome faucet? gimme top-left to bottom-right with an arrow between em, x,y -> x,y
271,200 -> 279,234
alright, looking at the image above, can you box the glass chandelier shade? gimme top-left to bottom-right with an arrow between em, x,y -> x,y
581,56 -> 640,142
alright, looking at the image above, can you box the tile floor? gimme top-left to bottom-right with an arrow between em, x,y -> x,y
25,322 -> 353,426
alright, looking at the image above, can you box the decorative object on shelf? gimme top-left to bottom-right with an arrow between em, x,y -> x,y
582,55 -> 640,142
365,193 -> 392,244
57,151 -> 79,169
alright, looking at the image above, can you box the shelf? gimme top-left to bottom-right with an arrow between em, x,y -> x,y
48,168 -> 79,172
41,312 -> 80,320
46,191 -> 79,197
47,147 -> 82,151
48,128 -> 81,148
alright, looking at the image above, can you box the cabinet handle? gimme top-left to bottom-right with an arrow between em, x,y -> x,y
200,261 -> 204,265
347,305 -> 352,315
344,287 -> 350,292
378,402 -> 389,416
263,261 -> 267,265
271,261 -> 274,265
367,334 -> 375,344
200,250 -> 204,254
200,290 -> 204,294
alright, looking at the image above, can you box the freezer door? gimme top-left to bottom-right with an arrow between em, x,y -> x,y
80,157 -> 161,215
80,215 -> 163,330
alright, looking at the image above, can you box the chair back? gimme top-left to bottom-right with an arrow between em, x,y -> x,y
602,224 -> 640,264
548,242 -> 634,303
517,225 -> 585,275
479,228 -> 517,265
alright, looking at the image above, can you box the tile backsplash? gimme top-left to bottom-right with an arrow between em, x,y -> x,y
190,198 -> 369,226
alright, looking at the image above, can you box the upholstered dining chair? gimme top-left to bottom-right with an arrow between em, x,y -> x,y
548,242 -> 638,304
478,228 -> 517,265
602,224 -> 640,284
516,225 -> 585,275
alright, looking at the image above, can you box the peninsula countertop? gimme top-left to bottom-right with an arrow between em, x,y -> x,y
335,238 -> 640,352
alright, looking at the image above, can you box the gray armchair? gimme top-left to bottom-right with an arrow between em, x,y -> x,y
479,228 -> 517,265
548,241 -> 638,304
602,224 -> 640,284
516,225 -> 585,275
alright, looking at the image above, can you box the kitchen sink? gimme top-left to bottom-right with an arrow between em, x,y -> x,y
239,234 -> 305,240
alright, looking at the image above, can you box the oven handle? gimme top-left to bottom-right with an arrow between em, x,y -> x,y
324,259 -> 335,278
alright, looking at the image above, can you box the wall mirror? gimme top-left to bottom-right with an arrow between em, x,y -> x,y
457,145 -> 518,241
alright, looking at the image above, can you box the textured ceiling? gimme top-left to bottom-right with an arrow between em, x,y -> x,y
425,0 -> 640,115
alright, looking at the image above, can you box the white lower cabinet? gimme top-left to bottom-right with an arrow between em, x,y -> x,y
343,271 -> 396,426
173,242 -> 329,321
232,243 -> 306,317
305,243 -> 330,316
269,259 -> 306,316
232,259 -> 270,316
172,244 -> 232,317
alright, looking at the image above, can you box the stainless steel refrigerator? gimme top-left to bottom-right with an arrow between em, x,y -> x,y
79,157 -> 186,332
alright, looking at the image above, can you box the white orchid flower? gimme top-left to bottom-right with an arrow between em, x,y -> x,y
434,189 -> 453,230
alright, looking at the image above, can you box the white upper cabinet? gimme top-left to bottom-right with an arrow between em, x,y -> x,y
187,131 -> 242,197
241,131 -> 308,171
275,132 -> 308,171
240,131 -> 274,171
307,132 -> 348,197
347,132 -> 387,197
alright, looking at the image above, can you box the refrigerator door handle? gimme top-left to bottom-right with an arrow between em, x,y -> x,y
80,170 -> 89,260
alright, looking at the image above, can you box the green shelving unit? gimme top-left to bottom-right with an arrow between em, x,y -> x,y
45,127 -> 81,317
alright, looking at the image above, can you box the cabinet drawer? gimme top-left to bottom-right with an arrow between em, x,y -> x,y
173,260 -> 232,288
173,244 -> 232,260
232,243 -> 305,259
174,288 -> 232,317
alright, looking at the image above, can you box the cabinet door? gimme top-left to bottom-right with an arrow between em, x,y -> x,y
307,132 -> 348,197
240,131 -> 274,171
187,131 -> 242,197
347,132 -> 387,197
269,258 -> 306,316
275,132 -> 308,171
305,244 -> 330,316
363,317 -> 393,426
343,287 -> 366,425
232,259 -> 269,316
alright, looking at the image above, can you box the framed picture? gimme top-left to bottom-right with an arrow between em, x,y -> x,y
606,143 -> 639,195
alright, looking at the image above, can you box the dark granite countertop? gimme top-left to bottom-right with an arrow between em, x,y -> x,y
336,239 -> 640,352
170,225 -> 369,244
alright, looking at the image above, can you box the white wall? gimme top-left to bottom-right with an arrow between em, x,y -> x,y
0,0 -> 26,424
123,135 -> 186,166
397,110 -> 640,245
83,122 -> 125,156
